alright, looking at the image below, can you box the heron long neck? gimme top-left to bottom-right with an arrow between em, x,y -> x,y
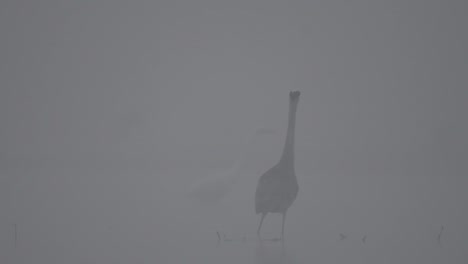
279,100 -> 298,168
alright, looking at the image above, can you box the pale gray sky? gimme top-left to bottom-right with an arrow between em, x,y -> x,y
1,1 -> 467,263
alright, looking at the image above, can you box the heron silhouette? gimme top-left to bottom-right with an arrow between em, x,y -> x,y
255,91 -> 300,240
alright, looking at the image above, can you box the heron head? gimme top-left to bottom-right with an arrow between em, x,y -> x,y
289,91 -> 300,103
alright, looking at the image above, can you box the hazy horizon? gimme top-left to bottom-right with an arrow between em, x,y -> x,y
1,1 -> 467,263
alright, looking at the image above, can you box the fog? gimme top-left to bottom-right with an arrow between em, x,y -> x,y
1,0 -> 467,263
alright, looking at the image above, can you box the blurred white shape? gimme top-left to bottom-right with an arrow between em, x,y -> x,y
186,127 -> 274,204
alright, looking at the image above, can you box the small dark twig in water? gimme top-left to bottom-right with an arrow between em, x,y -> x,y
437,225 -> 444,247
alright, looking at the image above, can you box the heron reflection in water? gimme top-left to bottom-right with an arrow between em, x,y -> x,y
254,238 -> 296,264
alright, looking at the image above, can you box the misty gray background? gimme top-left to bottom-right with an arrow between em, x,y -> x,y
1,0 -> 467,263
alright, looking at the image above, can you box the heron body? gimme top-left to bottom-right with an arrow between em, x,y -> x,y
255,164 -> 298,214
255,91 -> 300,240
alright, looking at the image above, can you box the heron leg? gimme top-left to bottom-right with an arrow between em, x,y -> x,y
281,212 -> 286,241
257,213 -> 266,237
